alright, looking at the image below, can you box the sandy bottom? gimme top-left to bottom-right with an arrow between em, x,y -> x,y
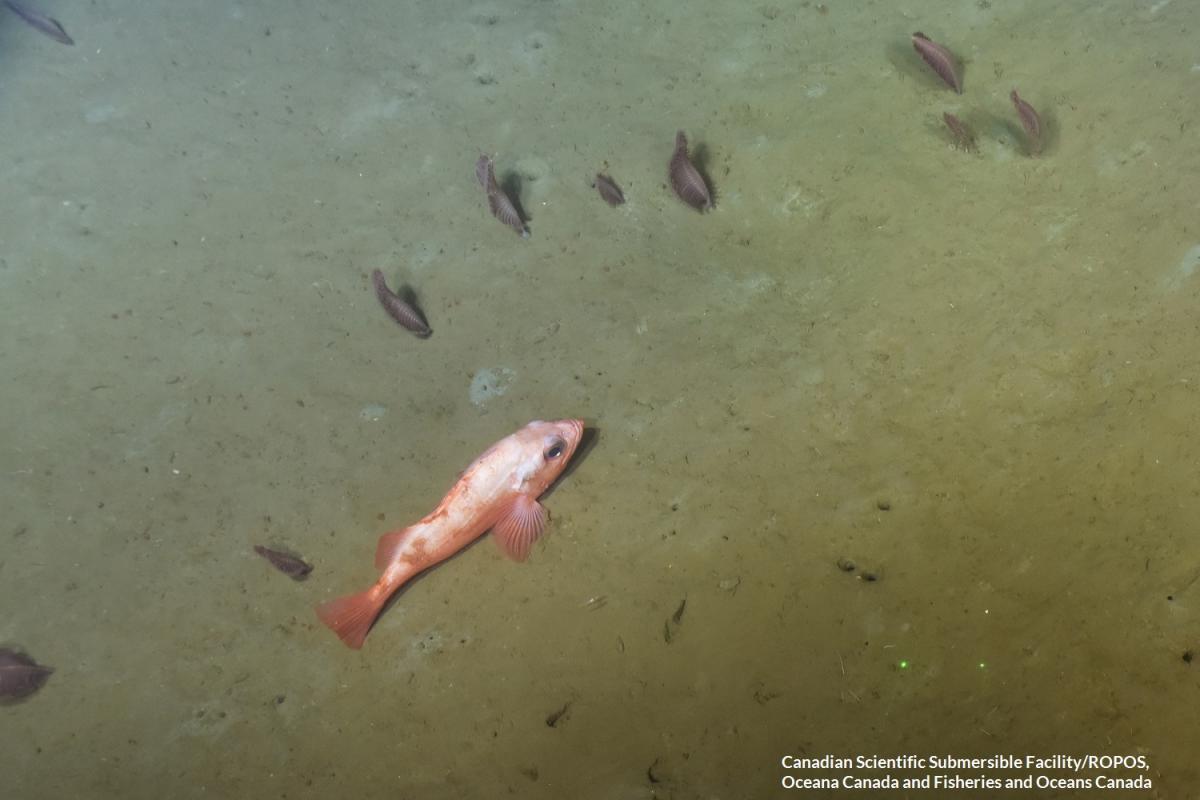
1,0 -> 1198,797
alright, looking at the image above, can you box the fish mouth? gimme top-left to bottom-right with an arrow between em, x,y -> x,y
541,419 -> 590,492
563,419 -> 593,465
559,419 -> 586,455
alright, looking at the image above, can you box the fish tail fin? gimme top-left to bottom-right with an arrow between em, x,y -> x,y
315,585 -> 387,650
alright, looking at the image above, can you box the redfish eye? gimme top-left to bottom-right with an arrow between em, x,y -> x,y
544,439 -> 565,460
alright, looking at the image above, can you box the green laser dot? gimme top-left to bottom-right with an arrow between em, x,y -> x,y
898,660 -> 909,669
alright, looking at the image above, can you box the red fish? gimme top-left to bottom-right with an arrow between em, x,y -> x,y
316,419 -> 585,649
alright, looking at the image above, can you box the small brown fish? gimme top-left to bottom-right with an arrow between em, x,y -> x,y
942,112 -> 976,151
475,154 -> 528,237
1010,89 -> 1042,156
371,269 -> 431,338
593,173 -> 625,206
671,597 -> 687,625
254,545 -> 313,580
912,32 -> 962,94
545,701 -> 571,728
0,648 -> 52,702
4,1 -> 73,45
474,153 -> 493,190
668,131 -> 713,212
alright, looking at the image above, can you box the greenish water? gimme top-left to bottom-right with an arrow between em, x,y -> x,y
2,0 -> 1198,797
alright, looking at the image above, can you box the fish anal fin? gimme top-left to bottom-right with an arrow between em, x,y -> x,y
375,526 -> 415,570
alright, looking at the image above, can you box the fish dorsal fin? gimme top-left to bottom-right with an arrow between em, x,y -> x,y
491,495 -> 547,562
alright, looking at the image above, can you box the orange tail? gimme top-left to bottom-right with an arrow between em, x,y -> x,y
315,585 -> 387,650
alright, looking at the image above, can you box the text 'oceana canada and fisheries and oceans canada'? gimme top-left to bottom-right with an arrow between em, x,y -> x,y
778,754 -> 1153,791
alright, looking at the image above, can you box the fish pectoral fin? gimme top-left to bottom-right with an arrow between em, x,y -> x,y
491,495 -> 548,562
